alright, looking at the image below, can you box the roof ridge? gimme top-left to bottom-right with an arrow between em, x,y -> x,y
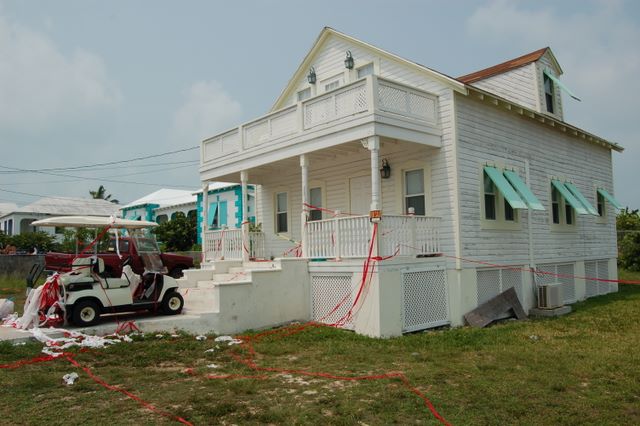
457,47 -> 550,84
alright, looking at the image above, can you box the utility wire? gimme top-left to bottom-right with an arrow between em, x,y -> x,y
0,145 -> 198,174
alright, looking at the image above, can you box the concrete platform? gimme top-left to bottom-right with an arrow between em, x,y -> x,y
0,311 -> 217,344
529,305 -> 572,317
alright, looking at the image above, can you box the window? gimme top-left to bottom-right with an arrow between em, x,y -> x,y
309,187 -> 323,221
597,191 -> 605,217
405,169 -> 426,215
483,172 -> 497,220
543,74 -> 554,114
297,88 -> 311,102
357,63 -> 374,79
552,187 -> 560,224
276,192 -> 288,233
565,203 -> 574,225
324,80 -> 340,92
504,199 -> 515,221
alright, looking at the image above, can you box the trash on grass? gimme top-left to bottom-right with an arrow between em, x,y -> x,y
195,335 -> 207,341
0,298 -> 15,320
214,335 -> 243,346
62,372 -> 79,385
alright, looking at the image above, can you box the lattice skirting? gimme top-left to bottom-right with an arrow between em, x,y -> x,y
402,269 -> 449,333
536,263 -> 576,304
585,260 -> 612,298
310,274 -> 355,330
476,266 -> 525,307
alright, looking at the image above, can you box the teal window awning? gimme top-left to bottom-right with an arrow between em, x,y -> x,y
564,182 -> 599,216
503,170 -> 545,211
551,180 -> 588,215
484,166 -> 527,209
597,188 -> 623,209
543,69 -> 581,101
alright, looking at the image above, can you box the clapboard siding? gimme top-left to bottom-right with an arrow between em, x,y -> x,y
472,63 -> 538,111
455,93 -> 616,266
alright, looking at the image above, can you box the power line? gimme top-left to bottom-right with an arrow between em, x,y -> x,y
0,145 -> 199,174
0,162 -> 198,186
0,159 -> 199,175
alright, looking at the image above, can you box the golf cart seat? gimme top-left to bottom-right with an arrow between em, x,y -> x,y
68,257 -> 103,284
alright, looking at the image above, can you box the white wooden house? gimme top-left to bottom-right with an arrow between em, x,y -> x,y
179,28 -> 623,337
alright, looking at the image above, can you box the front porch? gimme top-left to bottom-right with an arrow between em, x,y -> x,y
203,214 -> 441,262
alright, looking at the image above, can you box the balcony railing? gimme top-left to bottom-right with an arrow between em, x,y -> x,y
201,75 -> 439,166
307,215 -> 441,259
204,229 -> 265,261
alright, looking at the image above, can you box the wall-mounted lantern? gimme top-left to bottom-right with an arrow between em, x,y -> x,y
307,67 -> 317,84
344,51 -> 354,69
380,159 -> 391,179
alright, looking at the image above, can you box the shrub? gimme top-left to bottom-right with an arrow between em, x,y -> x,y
617,208 -> 640,271
9,232 -> 57,252
152,212 -> 197,252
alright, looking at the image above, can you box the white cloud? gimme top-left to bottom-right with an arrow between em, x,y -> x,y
171,80 -> 242,145
0,13 -> 122,132
466,0 -> 640,207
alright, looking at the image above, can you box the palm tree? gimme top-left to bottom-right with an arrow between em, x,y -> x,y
90,185 -> 119,204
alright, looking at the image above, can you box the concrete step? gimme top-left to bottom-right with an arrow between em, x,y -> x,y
179,287 -> 218,314
182,268 -> 215,282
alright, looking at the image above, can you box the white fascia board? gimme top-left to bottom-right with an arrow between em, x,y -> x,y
271,27 -> 467,111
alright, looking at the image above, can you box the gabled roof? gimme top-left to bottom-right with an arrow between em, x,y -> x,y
271,27 -> 467,111
457,47 -> 562,84
121,189 -> 196,210
4,197 -> 119,216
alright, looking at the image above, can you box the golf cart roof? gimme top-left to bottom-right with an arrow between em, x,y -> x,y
32,216 -> 158,229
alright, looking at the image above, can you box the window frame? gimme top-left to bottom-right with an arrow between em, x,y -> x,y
394,160 -> 431,217
404,168 -> 426,215
479,165 -> 521,231
549,180 -> 577,232
543,73 -> 555,114
275,191 -> 289,234
356,62 -> 374,79
297,87 -> 311,102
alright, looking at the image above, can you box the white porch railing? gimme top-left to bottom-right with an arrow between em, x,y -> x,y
201,75 -> 439,166
306,215 -> 440,259
204,229 -> 265,261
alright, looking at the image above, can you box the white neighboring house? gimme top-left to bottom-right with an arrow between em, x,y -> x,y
120,189 -> 197,223
179,28 -> 623,338
0,197 -> 119,237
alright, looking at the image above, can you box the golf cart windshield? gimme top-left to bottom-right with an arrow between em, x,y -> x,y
131,229 -> 167,274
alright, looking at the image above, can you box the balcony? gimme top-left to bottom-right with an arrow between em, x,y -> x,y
200,75 -> 441,180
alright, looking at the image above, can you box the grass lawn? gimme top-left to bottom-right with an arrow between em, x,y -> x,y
1,273 -> 639,425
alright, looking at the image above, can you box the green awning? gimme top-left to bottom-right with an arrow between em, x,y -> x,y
564,182 -> 598,216
503,170 -> 545,211
551,180 -> 588,215
484,166 -> 527,209
543,69 -> 581,101
597,188 -> 623,209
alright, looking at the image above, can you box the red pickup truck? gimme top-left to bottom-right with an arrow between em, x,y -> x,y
45,237 -> 194,278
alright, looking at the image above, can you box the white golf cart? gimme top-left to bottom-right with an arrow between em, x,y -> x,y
31,216 -> 184,327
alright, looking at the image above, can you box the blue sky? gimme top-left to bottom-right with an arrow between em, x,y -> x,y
1,0 -> 638,208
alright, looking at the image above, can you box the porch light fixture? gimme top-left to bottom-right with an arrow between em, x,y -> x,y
307,67 -> 317,84
344,51 -> 354,69
380,159 -> 391,179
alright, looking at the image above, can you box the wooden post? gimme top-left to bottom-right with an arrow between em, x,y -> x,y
241,170 -> 250,263
367,136 -> 381,258
201,181 -> 209,264
300,154 -> 309,258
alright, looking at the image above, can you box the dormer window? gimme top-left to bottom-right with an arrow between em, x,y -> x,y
543,73 -> 554,114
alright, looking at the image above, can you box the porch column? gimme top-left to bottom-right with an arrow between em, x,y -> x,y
241,170 -> 250,263
201,181 -> 209,264
367,136 -> 381,211
300,154 -> 309,258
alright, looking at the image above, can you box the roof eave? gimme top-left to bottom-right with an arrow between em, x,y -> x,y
462,86 -> 623,153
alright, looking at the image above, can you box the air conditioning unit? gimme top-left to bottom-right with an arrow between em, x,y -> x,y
537,283 -> 564,309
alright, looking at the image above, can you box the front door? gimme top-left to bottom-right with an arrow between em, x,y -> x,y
349,175 -> 371,215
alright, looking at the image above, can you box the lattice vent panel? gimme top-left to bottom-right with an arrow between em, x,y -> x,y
597,260 -> 611,294
402,269 -> 448,332
585,261 -> 599,298
477,267 -> 524,306
408,93 -> 436,121
476,269 -> 500,305
557,264 -> 575,304
378,84 -> 406,112
311,274 -> 354,330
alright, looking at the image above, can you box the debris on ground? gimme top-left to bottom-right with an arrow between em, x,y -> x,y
195,335 -> 206,341
62,372 -> 79,385
214,335 -> 243,346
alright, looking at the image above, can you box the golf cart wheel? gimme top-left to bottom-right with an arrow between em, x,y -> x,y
161,291 -> 184,315
72,299 -> 101,327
